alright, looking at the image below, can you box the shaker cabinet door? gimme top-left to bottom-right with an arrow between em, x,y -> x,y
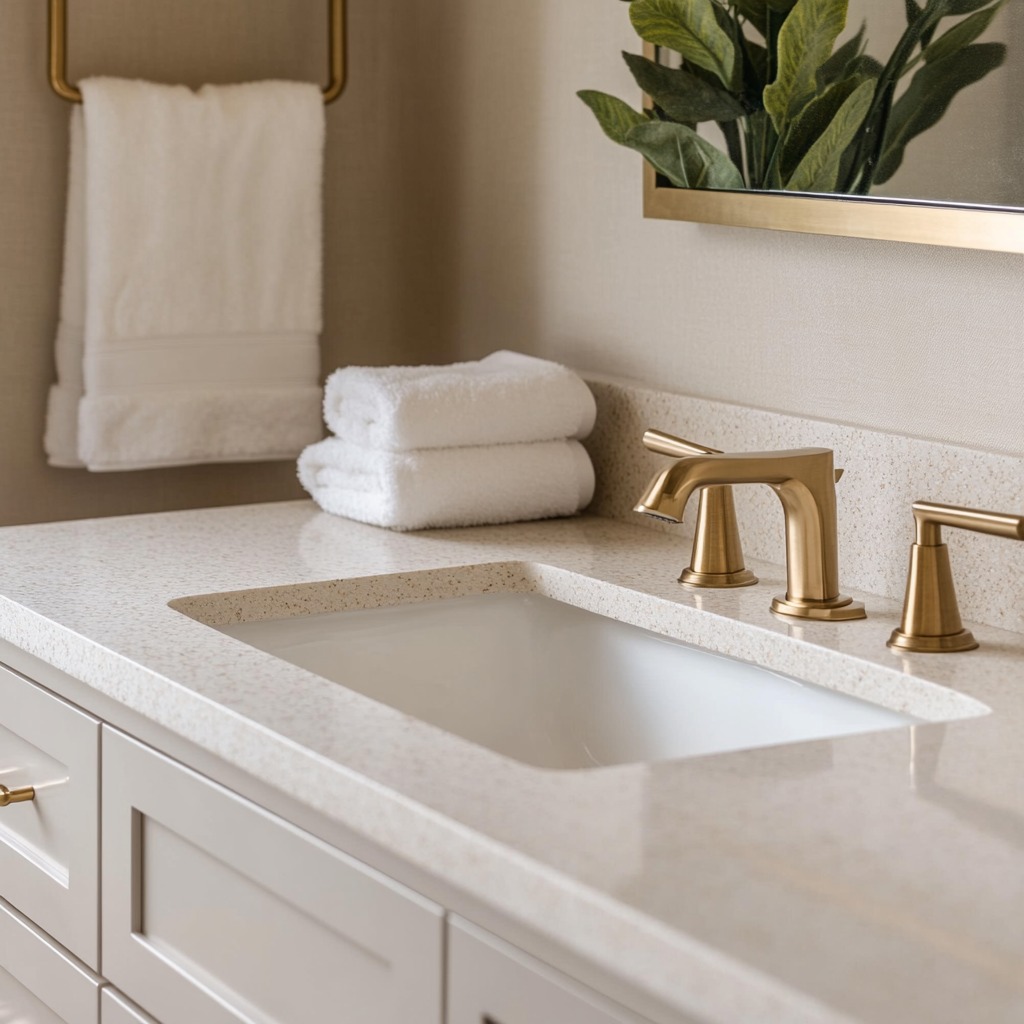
0,894 -> 102,1024
447,917 -> 666,1024
101,988 -> 161,1024
0,663 -> 100,967
102,728 -> 444,1024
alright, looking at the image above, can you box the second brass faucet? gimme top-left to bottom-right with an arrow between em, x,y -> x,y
635,447 -> 865,621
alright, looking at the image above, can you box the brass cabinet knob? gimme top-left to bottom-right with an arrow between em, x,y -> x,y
0,784 -> 36,807
642,430 -> 757,588
888,501 -> 1024,653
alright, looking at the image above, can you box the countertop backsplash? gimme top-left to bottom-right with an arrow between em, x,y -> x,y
583,376 -> 1024,635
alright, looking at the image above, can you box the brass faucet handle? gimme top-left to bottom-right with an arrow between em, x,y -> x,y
888,501 -> 1024,653
642,429 -> 720,458
912,501 -> 1024,545
643,430 -> 845,482
640,429 -> 756,588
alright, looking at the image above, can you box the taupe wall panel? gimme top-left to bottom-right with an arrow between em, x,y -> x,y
0,0 -> 461,525
443,1 -> 1024,458
3,0 -> 1022,527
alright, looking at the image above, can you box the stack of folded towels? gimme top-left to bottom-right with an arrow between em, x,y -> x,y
298,351 -> 598,531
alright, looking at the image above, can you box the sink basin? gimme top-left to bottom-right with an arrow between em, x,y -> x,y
211,591 -> 922,770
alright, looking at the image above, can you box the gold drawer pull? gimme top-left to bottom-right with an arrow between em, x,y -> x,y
0,784 -> 36,807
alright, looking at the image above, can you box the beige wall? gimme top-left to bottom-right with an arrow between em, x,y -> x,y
444,2 -> 1024,458
2,0 -> 1021,526
0,0 -> 461,525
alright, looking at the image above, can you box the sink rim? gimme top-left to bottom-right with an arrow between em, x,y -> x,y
169,560 -> 991,739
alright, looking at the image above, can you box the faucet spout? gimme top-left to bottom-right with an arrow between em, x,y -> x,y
635,448 -> 866,622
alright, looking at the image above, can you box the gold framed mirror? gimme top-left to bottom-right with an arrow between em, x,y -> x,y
644,162 -> 1024,252
637,14 -> 1024,255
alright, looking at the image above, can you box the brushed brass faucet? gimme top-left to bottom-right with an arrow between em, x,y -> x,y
642,430 -> 757,588
634,447 -> 866,621
888,501 -> 1024,653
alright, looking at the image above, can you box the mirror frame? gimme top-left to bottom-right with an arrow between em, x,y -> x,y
641,45 -> 1024,254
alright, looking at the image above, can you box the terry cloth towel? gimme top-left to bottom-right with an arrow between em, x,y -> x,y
298,437 -> 595,531
322,351 -> 597,452
44,78 -> 325,471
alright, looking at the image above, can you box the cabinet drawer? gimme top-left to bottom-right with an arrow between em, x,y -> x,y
0,894 -> 102,1024
0,664 -> 100,966
448,918 -> 664,1024
101,988 -> 161,1024
103,728 -> 444,1024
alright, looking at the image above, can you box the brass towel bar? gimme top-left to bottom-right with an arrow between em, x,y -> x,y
47,0 -> 347,104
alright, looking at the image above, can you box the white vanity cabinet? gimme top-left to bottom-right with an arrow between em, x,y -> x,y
100,988 -> 160,1024
0,664 -> 100,968
447,917 -> 667,1024
0,663 -> 685,1024
101,728 -> 445,1024
0,895 -> 103,1024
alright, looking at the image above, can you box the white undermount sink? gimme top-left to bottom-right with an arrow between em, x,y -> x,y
210,590 -> 925,770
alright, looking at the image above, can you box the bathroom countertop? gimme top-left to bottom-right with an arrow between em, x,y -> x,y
1,501 -> 1022,1024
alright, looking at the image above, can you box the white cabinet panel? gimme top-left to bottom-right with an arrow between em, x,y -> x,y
0,664 -> 100,967
101,988 -> 160,1024
102,728 -> 444,1024
0,895 -> 102,1024
447,917 -> 671,1024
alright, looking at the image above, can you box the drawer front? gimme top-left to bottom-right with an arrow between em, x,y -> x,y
101,988 -> 161,1024
448,918 -> 662,1024
103,728 -> 444,1024
0,664 -> 100,966
0,894 -> 102,1024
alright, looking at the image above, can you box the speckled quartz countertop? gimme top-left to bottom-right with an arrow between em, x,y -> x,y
1,500 -> 1023,1024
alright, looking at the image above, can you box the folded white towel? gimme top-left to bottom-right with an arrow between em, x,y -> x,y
323,351 -> 597,452
45,78 -> 325,471
298,437 -> 595,531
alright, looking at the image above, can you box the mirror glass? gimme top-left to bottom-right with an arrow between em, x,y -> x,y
860,2 -> 1024,208
610,2 -> 1024,250
658,2 -> 1024,207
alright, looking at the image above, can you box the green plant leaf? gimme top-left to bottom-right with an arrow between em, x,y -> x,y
741,38 -> 770,92
874,41 -> 1005,183
922,0 -> 1005,64
763,0 -> 850,134
577,90 -> 648,145
734,0 -> 769,37
624,121 -> 745,189
817,21 -> 865,88
945,0 -> 1000,15
622,52 -> 746,122
784,76 -> 875,191
629,0 -> 737,86
780,73 -> 875,181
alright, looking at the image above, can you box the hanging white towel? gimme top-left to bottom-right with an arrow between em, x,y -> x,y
44,107 -> 88,468
322,351 -> 597,452
44,78 -> 325,471
298,437 -> 595,531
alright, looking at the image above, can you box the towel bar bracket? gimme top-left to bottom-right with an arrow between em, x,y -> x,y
47,0 -> 347,105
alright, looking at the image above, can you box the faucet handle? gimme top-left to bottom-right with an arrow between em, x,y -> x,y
644,431 -> 845,482
888,501 -> 1024,653
643,430 -> 720,458
642,429 -> 757,588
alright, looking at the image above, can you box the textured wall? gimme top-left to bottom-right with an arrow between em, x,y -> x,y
0,0 -> 461,525
444,2 -> 1024,458
2,0 -> 1022,527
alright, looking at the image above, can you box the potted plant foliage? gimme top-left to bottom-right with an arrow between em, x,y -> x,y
579,0 -> 1006,194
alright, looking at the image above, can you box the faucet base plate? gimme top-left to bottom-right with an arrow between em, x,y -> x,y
679,567 -> 759,589
887,628 -> 978,653
771,594 -> 867,622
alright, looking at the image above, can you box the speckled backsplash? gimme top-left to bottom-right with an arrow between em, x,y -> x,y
582,376 -> 1024,635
